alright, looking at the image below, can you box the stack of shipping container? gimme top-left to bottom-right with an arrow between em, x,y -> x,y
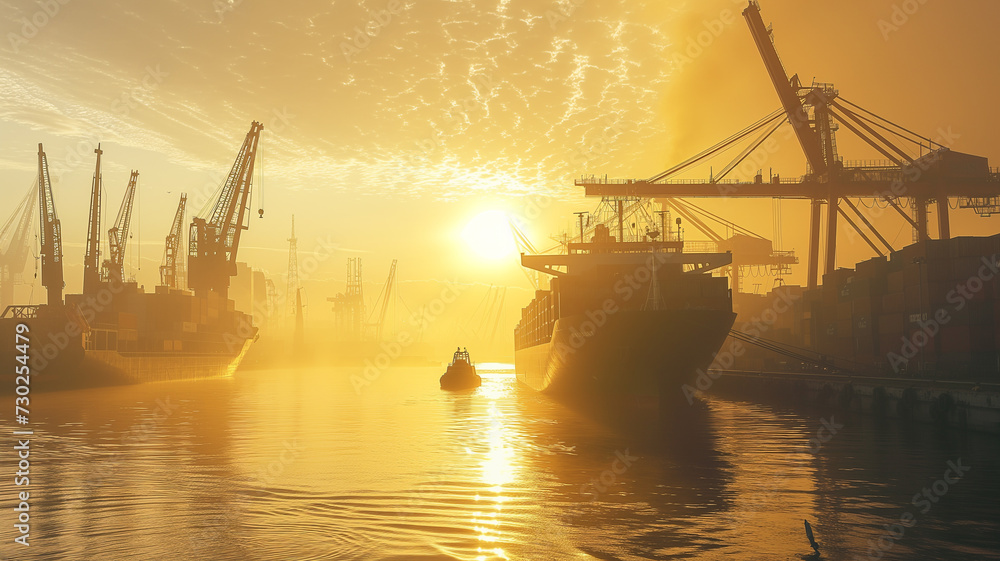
734,235 -> 1000,380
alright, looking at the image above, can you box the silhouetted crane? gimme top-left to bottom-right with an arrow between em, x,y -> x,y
368,259 -> 397,341
576,1 -> 1000,288
83,145 -> 104,295
188,121 -> 264,298
102,171 -> 139,284
160,193 -> 187,288
36,144 -> 63,306
0,186 -> 35,309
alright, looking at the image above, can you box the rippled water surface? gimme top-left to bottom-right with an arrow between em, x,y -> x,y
2,365 -> 999,560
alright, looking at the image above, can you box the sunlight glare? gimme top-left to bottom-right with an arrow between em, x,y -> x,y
462,210 -> 517,261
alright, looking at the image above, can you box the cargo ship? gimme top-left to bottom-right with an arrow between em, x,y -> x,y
514,197 -> 737,414
1,286 -> 257,392
0,122 -> 264,392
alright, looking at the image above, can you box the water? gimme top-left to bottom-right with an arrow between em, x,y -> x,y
2,365 -> 999,560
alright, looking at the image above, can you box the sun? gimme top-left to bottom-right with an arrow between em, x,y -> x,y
461,210 -> 517,261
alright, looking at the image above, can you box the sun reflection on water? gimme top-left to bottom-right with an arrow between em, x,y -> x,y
473,375 -> 517,559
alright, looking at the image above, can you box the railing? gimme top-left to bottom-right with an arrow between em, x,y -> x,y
682,241 -> 719,254
1,305 -> 39,319
576,176 -> 764,186
843,159 -> 897,169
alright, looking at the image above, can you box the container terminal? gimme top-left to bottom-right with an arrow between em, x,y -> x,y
523,1 -> 1000,431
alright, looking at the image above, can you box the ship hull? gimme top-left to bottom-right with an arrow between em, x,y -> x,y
515,309 -> 736,415
1,307 -> 255,393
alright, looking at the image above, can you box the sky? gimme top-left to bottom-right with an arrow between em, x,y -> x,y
2,0 -> 999,349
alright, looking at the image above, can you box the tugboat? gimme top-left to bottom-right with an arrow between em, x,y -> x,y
440,347 -> 482,390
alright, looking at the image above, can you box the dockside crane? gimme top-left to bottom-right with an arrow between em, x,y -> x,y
368,259 -> 397,341
37,144 -> 64,306
0,186 -> 35,309
102,171 -> 139,284
160,193 -> 187,288
576,1 -> 1000,288
83,145 -> 104,294
188,121 -> 264,298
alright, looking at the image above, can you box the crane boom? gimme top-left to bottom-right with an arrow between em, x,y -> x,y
37,143 -> 64,306
0,186 -> 35,309
160,193 -> 187,288
373,259 -> 397,341
102,170 -> 139,284
83,144 -> 104,294
1,186 -> 35,278
743,1 -> 828,176
188,121 -> 264,297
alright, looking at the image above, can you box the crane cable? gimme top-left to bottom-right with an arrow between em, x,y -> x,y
837,97 -> 943,150
646,108 -> 785,183
713,116 -> 787,183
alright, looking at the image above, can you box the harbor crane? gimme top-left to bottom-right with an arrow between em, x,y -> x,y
83,145 -> 104,295
188,121 -> 264,298
0,186 -> 35,310
101,171 -> 139,284
576,1 -> 1000,288
160,193 -> 187,288
368,259 -> 397,341
37,144 -> 63,306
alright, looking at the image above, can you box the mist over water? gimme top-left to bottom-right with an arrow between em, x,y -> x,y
1,365 -> 997,560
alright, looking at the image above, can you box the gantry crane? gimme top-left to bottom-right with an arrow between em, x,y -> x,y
576,1 -> 1000,288
160,193 -> 187,288
101,171 -> 139,284
37,144 -> 63,306
188,121 -> 264,298
83,145 -> 104,295
328,258 -> 365,340
0,186 -> 35,310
